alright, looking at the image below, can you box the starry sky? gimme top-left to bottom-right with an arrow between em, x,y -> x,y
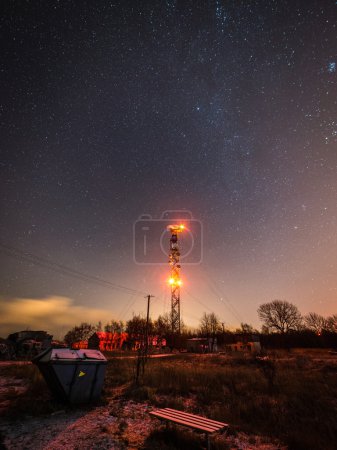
0,0 -> 336,338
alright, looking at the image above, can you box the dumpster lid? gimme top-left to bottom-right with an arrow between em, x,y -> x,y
51,349 -> 83,360
77,350 -> 106,360
34,348 -> 107,362
50,349 -> 106,361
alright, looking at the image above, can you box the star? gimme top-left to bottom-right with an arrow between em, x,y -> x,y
328,62 -> 336,73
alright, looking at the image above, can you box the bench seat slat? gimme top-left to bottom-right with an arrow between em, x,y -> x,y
154,410 -> 223,431
164,408 -> 228,428
150,410 -> 219,432
149,411 -> 219,433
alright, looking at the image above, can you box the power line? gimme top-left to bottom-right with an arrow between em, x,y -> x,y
118,291 -> 140,320
201,271 -> 244,323
207,281 -> 243,323
0,242 -> 147,296
184,288 -> 214,314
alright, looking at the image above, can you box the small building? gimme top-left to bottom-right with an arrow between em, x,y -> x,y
87,332 -> 167,352
151,336 -> 166,348
187,337 -> 217,353
130,335 -> 167,351
7,330 -> 53,356
225,334 -> 261,354
72,340 -> 88,350
51,340 -> 67,348
0,338 -> 16,360
88,332 -> 128,351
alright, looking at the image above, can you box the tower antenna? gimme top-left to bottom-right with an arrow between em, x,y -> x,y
168,224 -> 184,337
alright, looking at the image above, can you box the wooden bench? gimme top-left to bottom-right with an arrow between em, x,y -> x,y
149,407 -> 228,449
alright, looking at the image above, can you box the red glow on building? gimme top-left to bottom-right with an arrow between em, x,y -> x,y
88,332 -> 128,351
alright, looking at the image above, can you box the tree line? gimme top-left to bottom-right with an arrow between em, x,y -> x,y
63,299 -> 337,348
64,313 -> 173,347
258,300 -> 337,334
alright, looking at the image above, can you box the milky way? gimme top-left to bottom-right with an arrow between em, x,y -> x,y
0,1 -> 336,336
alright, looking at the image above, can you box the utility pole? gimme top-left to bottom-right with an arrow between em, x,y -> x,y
144,294 -> 154,354
135,294 -> 154,385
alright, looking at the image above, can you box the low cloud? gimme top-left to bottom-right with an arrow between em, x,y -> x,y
0,296 -> 111,339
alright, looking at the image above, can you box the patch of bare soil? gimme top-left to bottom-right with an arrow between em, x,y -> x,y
0,402 -> 283,450
0,401 -> 152,449
0,379 -> 154,450
0,399 -> 283,449
0,376 -> 283,449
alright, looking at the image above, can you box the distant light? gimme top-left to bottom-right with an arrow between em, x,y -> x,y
169,278 -> 175,285
179,224 -> 185,230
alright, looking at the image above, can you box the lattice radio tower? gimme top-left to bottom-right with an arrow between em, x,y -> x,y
168,224 -> 184,335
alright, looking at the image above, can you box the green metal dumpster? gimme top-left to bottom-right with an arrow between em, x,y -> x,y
33,348 -> 107,403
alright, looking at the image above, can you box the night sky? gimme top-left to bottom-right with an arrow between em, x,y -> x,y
1,1 -> 336,338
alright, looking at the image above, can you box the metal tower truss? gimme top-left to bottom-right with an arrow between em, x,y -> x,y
168,224 -> 184,335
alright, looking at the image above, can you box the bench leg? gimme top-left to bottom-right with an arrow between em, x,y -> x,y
207,433 -> 210,450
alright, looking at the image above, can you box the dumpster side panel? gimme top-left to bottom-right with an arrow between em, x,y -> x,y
36,363 -> 61,397
90,364 -> 107,400
69,364 -> 97,403
53,364 -> 77,397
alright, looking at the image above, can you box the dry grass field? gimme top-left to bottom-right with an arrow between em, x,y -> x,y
0,349 -> 336,449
